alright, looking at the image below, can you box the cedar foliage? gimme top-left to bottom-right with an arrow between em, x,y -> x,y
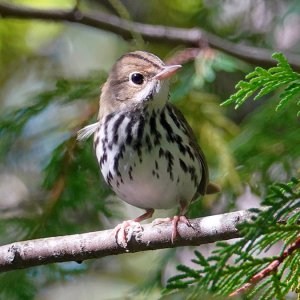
222,53 -> 300,116
165,178 -> 300,299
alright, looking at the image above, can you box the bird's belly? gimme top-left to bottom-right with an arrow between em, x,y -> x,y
95,108 -> 202,210
117,152 -> 196,209
99,143 -> 201,210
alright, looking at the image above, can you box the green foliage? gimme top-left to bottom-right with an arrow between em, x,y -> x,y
0,270 -> 37,300
0,73 -> 114,299
230,99 -> 300,189
0,74 -> 104,160
221,53 -> 300,116
165,178 -> 300,299
220,52 -> 300,193
0,73 -> 110,238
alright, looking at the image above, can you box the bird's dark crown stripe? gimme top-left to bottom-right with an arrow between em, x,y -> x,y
123,53 -> 162,70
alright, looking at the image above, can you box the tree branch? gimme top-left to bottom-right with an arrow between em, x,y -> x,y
0,2 -> 300,71
0,209 -> 253,273
229,235 -> 300,297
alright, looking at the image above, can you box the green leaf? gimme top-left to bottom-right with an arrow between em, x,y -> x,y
221,52 -> 300,115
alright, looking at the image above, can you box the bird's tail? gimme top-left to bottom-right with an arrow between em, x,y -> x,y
206,182 -> 221,194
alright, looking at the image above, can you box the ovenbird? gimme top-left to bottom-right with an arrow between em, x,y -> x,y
78,51 -> 220,245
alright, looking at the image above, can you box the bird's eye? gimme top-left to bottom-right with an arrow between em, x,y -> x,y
130,73 -> 144,85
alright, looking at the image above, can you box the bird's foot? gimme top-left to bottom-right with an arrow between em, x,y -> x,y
152,215 -> 193,243
112,220 -> 143,248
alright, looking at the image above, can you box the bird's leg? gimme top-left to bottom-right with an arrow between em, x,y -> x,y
112,208 -> 154,247
152,200 -> 192,243
133,208 -> 154,222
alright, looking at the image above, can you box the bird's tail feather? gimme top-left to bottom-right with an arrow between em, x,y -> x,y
206,182 -> 221,194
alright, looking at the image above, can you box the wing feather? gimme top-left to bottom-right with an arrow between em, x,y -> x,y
167,103 -> 209,196
77,122 -> 99,141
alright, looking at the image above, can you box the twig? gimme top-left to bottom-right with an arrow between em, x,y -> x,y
229,235 -> 300,297
0,209 -> 253,273
0,3 -> 300,71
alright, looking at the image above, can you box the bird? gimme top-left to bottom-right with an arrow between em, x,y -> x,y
77,50 -> 220,246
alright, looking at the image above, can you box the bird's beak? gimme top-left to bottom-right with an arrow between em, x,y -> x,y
154,65 -> 182,80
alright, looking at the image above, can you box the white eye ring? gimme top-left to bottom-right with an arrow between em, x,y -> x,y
129,72 -> 145,85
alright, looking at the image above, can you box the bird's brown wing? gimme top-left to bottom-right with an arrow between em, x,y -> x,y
167,103 -> 209,197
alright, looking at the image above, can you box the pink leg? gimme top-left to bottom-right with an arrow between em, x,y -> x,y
134,208 -> 154,222
112,208 -> 154,247
152,201 -> 193,243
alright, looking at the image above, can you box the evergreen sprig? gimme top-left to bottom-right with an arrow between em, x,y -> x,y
0,73 -> 105,159
221,53 -> 300,116
165,178 -> 300,299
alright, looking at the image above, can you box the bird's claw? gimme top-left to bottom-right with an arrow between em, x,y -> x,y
152,215 -> 193,243
112,220 -> 143,248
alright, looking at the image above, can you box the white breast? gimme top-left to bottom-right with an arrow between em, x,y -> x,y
95,105 -> 202,210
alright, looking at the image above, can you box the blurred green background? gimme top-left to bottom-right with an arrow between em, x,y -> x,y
0,0 -> 299,299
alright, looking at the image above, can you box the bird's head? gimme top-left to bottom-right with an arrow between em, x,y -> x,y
99,51 -> 181,118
